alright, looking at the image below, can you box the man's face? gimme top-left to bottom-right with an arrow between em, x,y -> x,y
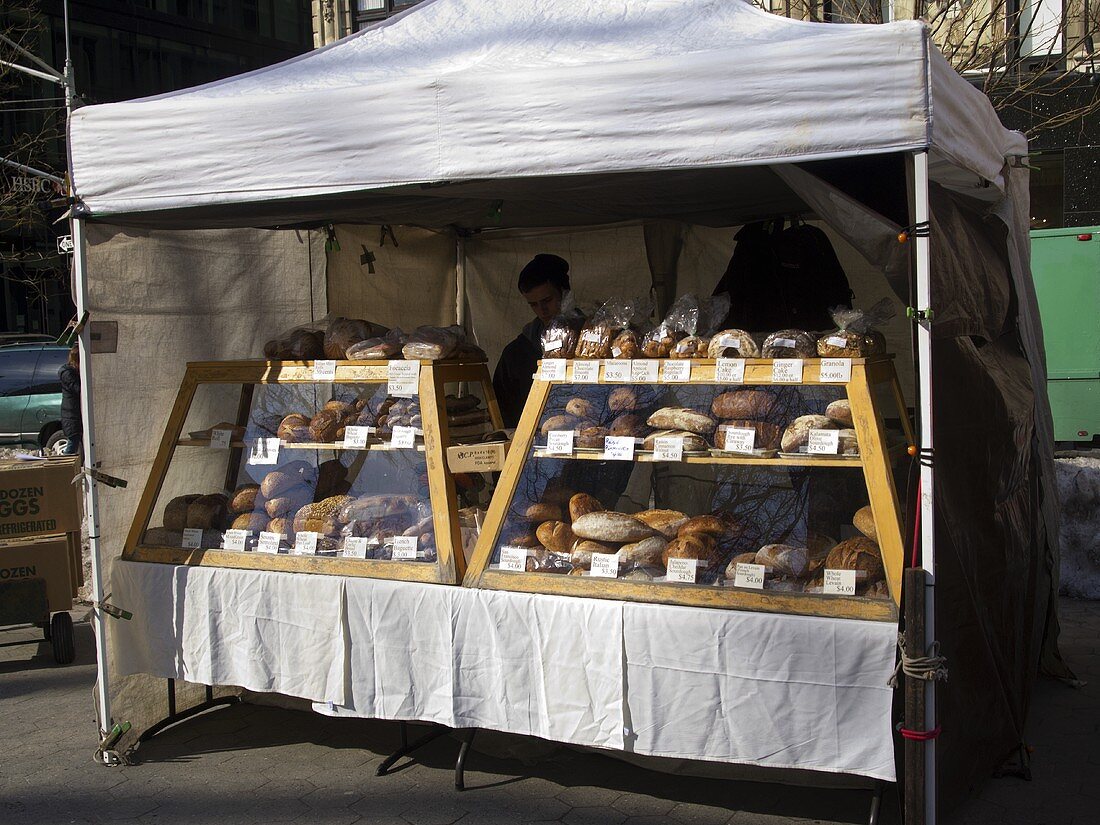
522,283 -> 563,325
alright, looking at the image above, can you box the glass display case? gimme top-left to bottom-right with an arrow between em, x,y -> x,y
464,357 -> 913,620
124,359 -> 505,584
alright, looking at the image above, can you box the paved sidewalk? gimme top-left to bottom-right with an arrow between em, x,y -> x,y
1,599 -> 1096,825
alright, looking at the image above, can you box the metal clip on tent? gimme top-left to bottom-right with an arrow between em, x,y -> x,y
377,723 -> 478,790
75,594 -> 132,621
896,221 -> 931,244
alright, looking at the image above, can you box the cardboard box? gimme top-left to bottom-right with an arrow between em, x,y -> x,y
0,533 -> 77,613
0,457 -> 82,540
446,441 -> 508,474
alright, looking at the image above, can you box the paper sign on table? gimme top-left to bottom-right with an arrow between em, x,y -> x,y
661,360 -> 691,383
391,425 -> 417,449
387,360 -> 421,397
294,531 -> 319,555
545,430 -> 575,456
818,358 -> 852,383
603,435 -> 635,461
630,360 -> 659,383
247,437 -> 280,465
824,568 -> 858,595
734,562 -> 765,589
603,360 -> 631,383
571,360 -> 600,383
391,535 -> 418,560
719,426 -> 756,454
222,529 -> 249,551
590,553 -> 620,578
771,358 -> 804,383
343,537 -> 369,559
342,425 -> 373,449
540,359 -> 568,381
313,360 -> 337,381
666,557 -> 698,583
807,429 -> 841,455
209,428 -> 233,450
714,358 -> 746,383
652,436 -> 684,462
256,532 -> 281,554
499,546 -> 528,572
181,528 -> 203,549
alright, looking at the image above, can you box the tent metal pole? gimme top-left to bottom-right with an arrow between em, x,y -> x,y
455,234 -> 467,329
72,216 -> 113,742
913,149 -> 937,825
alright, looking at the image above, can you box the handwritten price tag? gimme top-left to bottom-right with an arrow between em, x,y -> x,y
222,529 -> 249,551
499,546 -> 528,572
590,553 -> 620,578
256,531 -> 281,554
540,359 -> 568,381
247,437 -> 280,465
719,426 -> 756,454
387,360 -> 420,397
181,528 -> 203,549
807,429 -> 840,455
391,425 -> 416,449
571,360 -> 600,383
734,562 -> 765,589
392,535 -> 418,560
343,537 -> 370,559
818,358 -> 852,383
771,359 -> 804,383
313,360 -> 337,381
603,360 -> 631,383
209,428 -> 233,449
652,436 -> 684,462
342,425 -> 373,449
603,435 -> 635,461
824,568 -> 857,595
630,360 -> 659,382
294,531 -> 319,555
661,360 -> 691,383
546,430 -> 575,456
714,358 -> 745,383
666,557 -> 698,583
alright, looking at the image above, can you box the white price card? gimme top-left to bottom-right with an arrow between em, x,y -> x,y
392,535 -> 418,560
719,426 -> 756,454
571,360 -> 600,383
540,359 -> 568,381
545,429 -> 575,456
771,358 -> 804,383
824,568 -> 858,595
603,435 -> 635,461
222,529 -> 249,551
590,552 -> 620,578
313,360 -> 337,381
714,357 -> 746,384
652,435 -> 684,462
294,531 -> 319,555
387,360 -> 421,397
342,425 -> 373,449
181,528 -> 203,549
209,428 -> 233,449
499,546 -> 528,572
661,360 -> 692,383
247,437 -> 280,465
818,358 -> 852,383
343,537 -> 370,559
630,359 -> 659,383
734,562 -> 766,589
603,359 -> 631,383
666,557 -> 698,583
256,531 -> 281,554
390,425 -> 417,449
807,429 -> 841,455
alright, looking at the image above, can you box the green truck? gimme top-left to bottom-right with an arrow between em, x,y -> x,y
1031,227 -> 1100,445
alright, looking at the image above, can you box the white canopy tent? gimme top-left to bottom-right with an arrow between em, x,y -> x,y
66,1 -> 1059,819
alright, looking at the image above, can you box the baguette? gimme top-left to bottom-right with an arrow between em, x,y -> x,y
642,430 -> 708,452
571,512 -> 656,543
646,407 -> 716,435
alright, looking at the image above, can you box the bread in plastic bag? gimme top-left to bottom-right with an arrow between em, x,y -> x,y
641,294 -> 698,357
541,293 -> 585,358
762,329 -> 817,358
323,317 -> 388,360
706,329 -> 761,359
346,328 -> 407,359
817,298 -> 895,357
402,325 -> 465,360
264,327 -> 326,360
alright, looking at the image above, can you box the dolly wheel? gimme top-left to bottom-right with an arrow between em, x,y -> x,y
50,612 -> 75,665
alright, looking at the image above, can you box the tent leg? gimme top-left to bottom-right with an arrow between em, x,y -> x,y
454,728 -> 477,791
376,723 -> 451,776
904,567 -> 927,825
868,780 -> 884,825
138,679 -> 240,743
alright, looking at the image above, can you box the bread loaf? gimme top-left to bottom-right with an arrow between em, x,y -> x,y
817,329 -> 887,358
859,580 -> 891,599
755,544 -> 810,578
265,486 -> 313,518
572,512 -> 656,543
670,335 -> 709,359
838,429 -> 859,455
646,407 -> 716,435
724,552 -> 759,580
825,399 -> 853,427
230,484 -> 261,514
260,461 -> 316,499
619,535 -> 667,567
634,509 -> 689,538
642,430 -> 709,452
662,534 -> 721,569
277,413 -> 311,443
540,414 -> 580,435
231,512 -> 269,533
308,410 -> 341,443
164,494 -> 200,531
323,317 -> 383,360
337,493 -> 417,524
576,426 -> 610,449
609,330 -> 640,359
568,493 -> 604,521
264,328 -> 325,360
186,494 -> 228,530
780,415 -> 837,453
403,325 -> 462,360
641,328 -> 686,358
346,335 -> 403,360
707,329 -> 760,359
762,329 -> 817,358
607,387 -> 638,411
608,413 -> 647,438
267,518 -> 293,537
501,527 -> 541,548
714,420 -> 782,451
711,390 -> 775,420
825,536 -> 884,583
565,398 -> 597,419
570,540 -> 617,569
536,520 -> 577,554
853,505 -> 876,539
575,320 -> 618,359
541,325 -> 578,359
676,515 -> 726,540
525,503 -> 563,522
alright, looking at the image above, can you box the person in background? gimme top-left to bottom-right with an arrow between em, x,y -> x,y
58,345 -> 82,455
492,254 -> 571,428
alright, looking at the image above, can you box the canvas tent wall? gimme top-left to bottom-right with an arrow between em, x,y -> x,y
66,0 -> 1059,815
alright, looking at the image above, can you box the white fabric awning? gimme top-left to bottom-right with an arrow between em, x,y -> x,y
68,0 -> 1025,227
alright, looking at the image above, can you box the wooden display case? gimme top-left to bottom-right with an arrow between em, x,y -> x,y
464,357 -> 914,620
124,359 -> 505,584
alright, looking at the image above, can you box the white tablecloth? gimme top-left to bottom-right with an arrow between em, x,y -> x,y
111,560 -> 898,780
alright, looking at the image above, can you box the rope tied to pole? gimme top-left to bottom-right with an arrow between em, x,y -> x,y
888,632 -> 949,689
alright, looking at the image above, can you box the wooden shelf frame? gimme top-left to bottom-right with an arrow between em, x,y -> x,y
463,357 -> 912,621
123,358 -> 505,585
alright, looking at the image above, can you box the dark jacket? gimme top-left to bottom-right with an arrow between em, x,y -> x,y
492,318 -> 543,428
59,363 -> 82,442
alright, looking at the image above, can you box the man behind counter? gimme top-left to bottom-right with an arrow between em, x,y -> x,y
492,253 -> 570,428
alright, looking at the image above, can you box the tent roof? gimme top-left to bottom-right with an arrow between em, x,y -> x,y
68,0 -> 1026,229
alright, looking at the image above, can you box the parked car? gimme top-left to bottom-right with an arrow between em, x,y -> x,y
0,343 -> 70,450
